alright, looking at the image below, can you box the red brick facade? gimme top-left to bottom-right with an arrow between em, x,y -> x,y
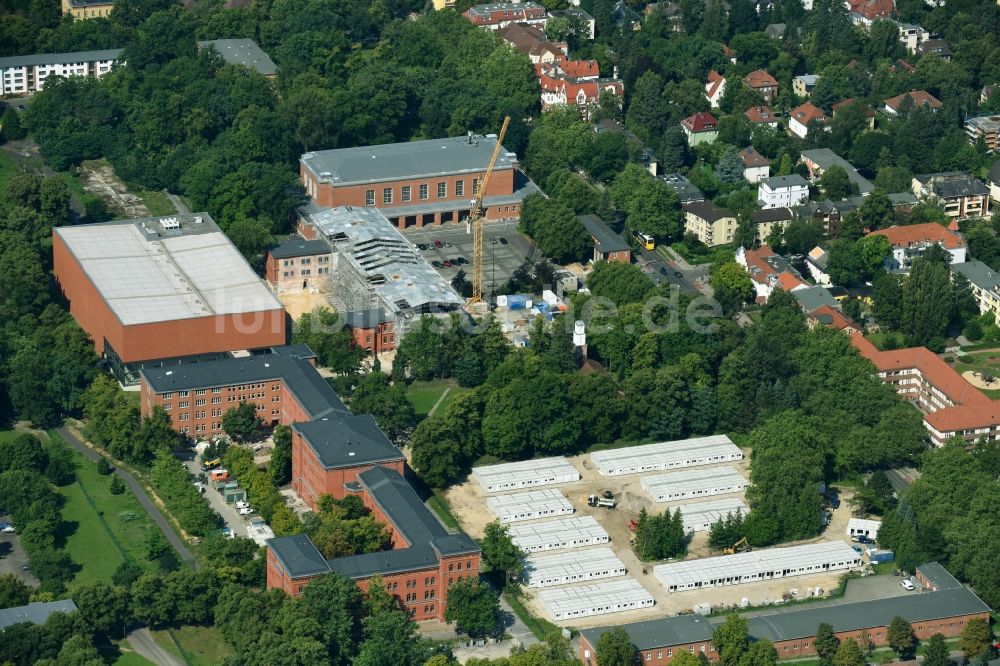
292,429 -> 405,509
265,251 -> 332,291
348,321 -> 396,354
300,165 -> 520,230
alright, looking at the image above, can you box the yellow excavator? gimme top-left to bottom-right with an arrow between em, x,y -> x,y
724,537 -> 750,555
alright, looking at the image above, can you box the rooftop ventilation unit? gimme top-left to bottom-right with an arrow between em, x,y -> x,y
159,216 -> 180,230
193,215 -> 203,224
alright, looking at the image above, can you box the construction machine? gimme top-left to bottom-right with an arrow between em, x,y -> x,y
466,116 -> 510,306
724,537 -> 750,555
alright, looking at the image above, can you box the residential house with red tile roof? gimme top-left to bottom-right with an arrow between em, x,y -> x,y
789,101 -> 828,139
498,23 -> 566,64
743,69 -> 778,103
705,70 -> 726,108
680,111 -> 719,145
463,1 -> 548,30
744,105 -> 780,127
884,90 -> 942,116
845,0 -> 893,25
866,222 -> 967,271
535,59 -> 623,118
808,304 -> 860,332
736,245 -> 809,301
849,332 -> 1000,446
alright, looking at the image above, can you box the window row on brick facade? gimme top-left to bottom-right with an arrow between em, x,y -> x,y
364,179 -> 479,206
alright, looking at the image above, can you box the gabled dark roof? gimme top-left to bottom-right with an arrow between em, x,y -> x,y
683,201 -> 734,223
293,414 -> 403,470
267,534 -> 332,578
751,207 -> 794,223
581,614 -> 714,652
917,561 -> 962,590
269,238 -> 331,260
140,346 -> 347,420
579,214 -> 629,253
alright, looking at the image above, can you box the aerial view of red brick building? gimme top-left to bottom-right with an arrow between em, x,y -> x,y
53,213 -> 286,385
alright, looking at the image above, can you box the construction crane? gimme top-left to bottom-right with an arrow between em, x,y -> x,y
467,116 -> 510,306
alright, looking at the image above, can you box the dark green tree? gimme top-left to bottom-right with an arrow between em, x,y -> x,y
596,626 -> 636,666
923,633 -> 950,666
815,622 -> 840,666
444,577 -> 499,638
887,616 -> 916,658
480,520 -> 523,586
222,402 -> 260,443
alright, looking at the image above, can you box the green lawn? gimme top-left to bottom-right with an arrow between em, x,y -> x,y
150,626 -> 232,666
407,379 -> 458,417
666,241 -> 734,267
51,433 -> 159,589
503,589 -> 561,641
428,489 -> 460,531
134,188 -> 175,216
112,652 -> 155,666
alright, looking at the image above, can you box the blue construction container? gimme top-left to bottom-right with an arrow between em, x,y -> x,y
869,549 -> 894,564
507,294 -> 530,310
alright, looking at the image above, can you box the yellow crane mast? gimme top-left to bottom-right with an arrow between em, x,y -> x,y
467,116 -> 510,305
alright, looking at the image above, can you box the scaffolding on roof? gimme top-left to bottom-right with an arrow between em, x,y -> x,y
508,516 -> 610,553
640,466 -> 749,503
540,579 -> 655,620
590,435 -> 744,477
472,456 -> 581,493
654,541 -> 862,593
486,488 -> 574,524
524,548 -> 627,588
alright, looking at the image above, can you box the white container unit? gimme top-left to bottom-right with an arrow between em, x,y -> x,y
524,548 -> 627,588
540,579 -> 655,621
472,457 -> 581,493
590,435 -> 744,477
677,498 -> 749,533
654,541 -> 862,594
846,518 -> 881,538
640,466 -> 749,503
508,516 -> 610,553
486,488 -> 574,524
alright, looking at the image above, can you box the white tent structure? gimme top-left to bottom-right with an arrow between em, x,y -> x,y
508,516 -> 610,553
847,518 -> 881,538
654,541 -> 862,593
472,457 -> 581,493
590,435 -> 744,477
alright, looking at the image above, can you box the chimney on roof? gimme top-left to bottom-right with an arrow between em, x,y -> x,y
468,130 -> 474,144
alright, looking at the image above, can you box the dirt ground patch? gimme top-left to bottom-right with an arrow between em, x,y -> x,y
78,160 -> 150,218
446,450 -> 860,628
962,370 -> 1000,390
277,289 -> 332,320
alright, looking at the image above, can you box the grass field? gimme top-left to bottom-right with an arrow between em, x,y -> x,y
112,652 -> 155,666
0,149 -> 17,193
134,188 -> 176,216
407,379 -> 458,416
50,433 -> 158,589
503,589 -> 560,641
428,489 -> 460,530
150,626 -> 232,666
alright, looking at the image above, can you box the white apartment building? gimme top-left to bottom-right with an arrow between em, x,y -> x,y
0,49 -> 122,96
758,175 -> 809,209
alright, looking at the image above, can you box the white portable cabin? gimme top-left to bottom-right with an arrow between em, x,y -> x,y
847,518 -> 882,538
524,548 -> 627,588
486,488 -> 574,524
640,466 -> 749,503
540,579 -> 655,620
677,498 -> 749,533
508,516 -> 610,553
472,457 -> 581,493
654,541 -> 862,593
590,435 -> 744,477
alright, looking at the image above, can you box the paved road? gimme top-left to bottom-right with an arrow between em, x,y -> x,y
126,628 -> 185,666
55,427 -> 198,569
165,191 -> 190,214
181,456 -> 249,537
885,468 -> 921,494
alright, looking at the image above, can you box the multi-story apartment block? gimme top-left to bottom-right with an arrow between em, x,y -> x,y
683,201 -> 738,247
965,115 -> 1000,152
952,260 -> 1000,325
61,0 -> 113,19
758,175 -> 809,209
463,1 -> 548,30
896,22 -> 929,52
535,59 -> 623,118
300,135 -> 540,230
0,49 -> 121,96
866,221 -> 967,271
851,333 -> 1000,446
911,172 -> 990,219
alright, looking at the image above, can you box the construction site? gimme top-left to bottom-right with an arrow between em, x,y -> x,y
447,436 -> 860,628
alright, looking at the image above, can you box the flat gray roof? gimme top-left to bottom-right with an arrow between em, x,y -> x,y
581,613 -> 714,651
301,134 -> 517,187
55,214 -> 282,326
917,562 -> 962,590
793,285 -> 840,312
197,39 -> 277,76
269,238 -> 330,260
0,49 -> 121,69
267,534 -> 332,579
579,214 -> 629,253
0,600 -> 78,630
762,174 -> 809,189
141,346 -> 348,420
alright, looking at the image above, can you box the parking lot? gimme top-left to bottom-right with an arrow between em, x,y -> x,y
404,220 -> 541,294
0,523 -> 39,587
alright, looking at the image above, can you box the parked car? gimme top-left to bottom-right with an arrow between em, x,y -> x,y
900,578 -> 915,590
444,241 -> 452,247
434,240 -> 442,248
431,260 -> 443,268
220,527 -> 235,539
491,237 -> 498,244
0,523 -> 15,533
417,243 -> 428,250
499,237 -> 508,245
659,267 -> 669,276
238,506 -> 254,516
453,257 -> 467,265
674,271 -> 683,278
442,260 -> 452,268
235,500 -> 249,509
